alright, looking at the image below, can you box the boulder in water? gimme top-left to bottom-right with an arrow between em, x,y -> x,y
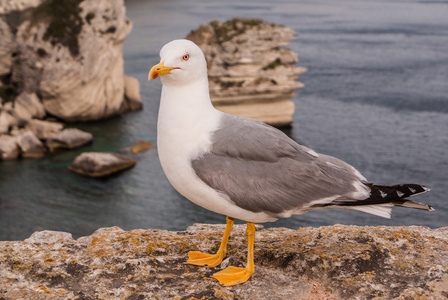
0,135 -> 19,160
46,128 -> 92,151
16,131 -> 45,158
69,152 -> 137,177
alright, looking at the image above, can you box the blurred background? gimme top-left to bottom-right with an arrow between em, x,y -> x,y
1,0 -> 447,241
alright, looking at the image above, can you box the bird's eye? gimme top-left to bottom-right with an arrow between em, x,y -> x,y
182,54 -> 190,61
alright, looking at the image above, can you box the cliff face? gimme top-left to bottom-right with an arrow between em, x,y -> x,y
0,0 -> 141,122
187,19 -> 306,128
0,0 -> 142,160
1,224 -> 447,299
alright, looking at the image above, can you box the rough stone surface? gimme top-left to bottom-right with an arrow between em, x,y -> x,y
46,128 -> 93,151
2,92 -> 46,127
25,118 -> 63,140
121,140 -> 154,154
13,0 -> 132,121
187,18 -> 306,127
0,0 -> 44,14
16,130 -> 45,158
123,75 -> 143,111
3,101 -> 31,127
1,0 -> 142,122
0,17 -> 14,76
0,0 -> 142,160
0,224 -> 447,299
69,152 -> 137,177
15,91 -> 46,119
0,134 -> 19,159
0,110 -> 17,134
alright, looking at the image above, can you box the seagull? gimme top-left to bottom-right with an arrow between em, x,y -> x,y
148,39 -> 432,286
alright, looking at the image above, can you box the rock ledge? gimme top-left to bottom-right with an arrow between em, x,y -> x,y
1,224 -> 447,299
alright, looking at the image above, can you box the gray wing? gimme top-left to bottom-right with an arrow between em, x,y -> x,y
192,114 -> 367,216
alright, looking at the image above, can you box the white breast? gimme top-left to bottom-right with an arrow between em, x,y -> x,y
156,84 -> 276,223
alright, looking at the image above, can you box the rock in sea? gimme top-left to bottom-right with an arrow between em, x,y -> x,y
16,131 -> 45,158
25,119 -> 63,140
0,110 -> 18,135
0,0 -> 142,122
0,0 -> 142,160
187,18 -> 306,127
69,152 -> 137,177
0,135 -> 19,160
121,140 -> 154,154
46,128 -> 93,152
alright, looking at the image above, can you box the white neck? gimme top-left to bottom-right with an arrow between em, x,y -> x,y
157,78 -> 221,161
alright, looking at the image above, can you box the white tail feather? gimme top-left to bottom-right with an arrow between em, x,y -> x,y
344,204 -> 394,219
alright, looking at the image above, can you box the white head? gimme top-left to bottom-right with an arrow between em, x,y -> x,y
149,39 -> 208,86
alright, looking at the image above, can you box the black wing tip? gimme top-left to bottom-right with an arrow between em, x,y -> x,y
359,183 -> 432,211
412,184 -> 430,195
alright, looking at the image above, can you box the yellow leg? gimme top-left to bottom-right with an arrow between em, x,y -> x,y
186,216 -> 234,267
212,222 -> 255,286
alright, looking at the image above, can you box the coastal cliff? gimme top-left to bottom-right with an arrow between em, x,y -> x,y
0,0 -> 142,159
1,224 -> 447,299
0,0 -> 141,122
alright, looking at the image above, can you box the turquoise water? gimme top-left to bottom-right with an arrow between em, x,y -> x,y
1,0 -> 447,240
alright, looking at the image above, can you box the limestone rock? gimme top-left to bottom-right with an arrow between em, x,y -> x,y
25,118 -> 63,140
25,230 -> 74,244
216,97 -> 297,129
16,130 -> 45,158
3,102 -> 30,127
0,0 -> 45,14
0,224 -> 447,299
0,17 -> 13,76
0,134 -> 19,159
15,92 -> 46,119
69,152 -> 137,177
121,140 -> 154,154
7,0 -> 138,121
9,125 -> 26,136
0,110 -> 18,134
123,75 -> 143,111
187,18 -> 306,127
46,128 -> 92,151
0,0 -> 141,160
3,92 -> 46,126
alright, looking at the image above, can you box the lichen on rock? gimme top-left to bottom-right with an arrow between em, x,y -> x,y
1,224 -> 447,299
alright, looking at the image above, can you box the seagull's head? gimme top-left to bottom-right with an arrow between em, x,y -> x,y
149,39 -> 207,86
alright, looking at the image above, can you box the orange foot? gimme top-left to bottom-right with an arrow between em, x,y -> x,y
186,217 -> 235,268
186,251 -> 224,268
212,266 -> 254,287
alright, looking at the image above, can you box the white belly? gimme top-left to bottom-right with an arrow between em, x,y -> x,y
157,111 -> 276,223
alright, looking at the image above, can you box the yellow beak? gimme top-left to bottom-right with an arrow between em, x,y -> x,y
148,61 -> 179,80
